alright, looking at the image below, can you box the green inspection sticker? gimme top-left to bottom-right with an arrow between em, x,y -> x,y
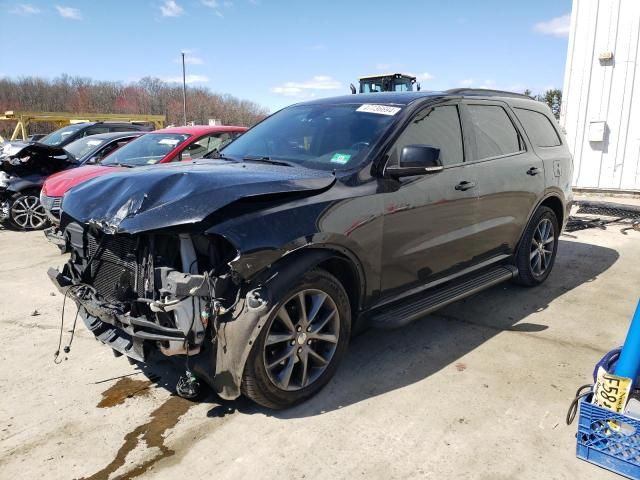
330,153 -> 351,164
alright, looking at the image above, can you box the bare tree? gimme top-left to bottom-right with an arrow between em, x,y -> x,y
0,75 -> 269,137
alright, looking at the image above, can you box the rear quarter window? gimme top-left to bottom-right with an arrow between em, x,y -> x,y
514,108 -> 562,147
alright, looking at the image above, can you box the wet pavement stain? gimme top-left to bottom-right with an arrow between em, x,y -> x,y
97,378 -> 153,408
82,395 -> 193,480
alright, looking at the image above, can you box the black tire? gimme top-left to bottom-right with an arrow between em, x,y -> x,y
514,206 -> 559,286
241,269 -> 351,409
9,190 -> 49,231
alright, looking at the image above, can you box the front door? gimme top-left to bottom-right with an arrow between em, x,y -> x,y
379,101 -> 485,300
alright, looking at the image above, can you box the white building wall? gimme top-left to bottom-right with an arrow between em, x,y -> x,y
561,0 -> 640,191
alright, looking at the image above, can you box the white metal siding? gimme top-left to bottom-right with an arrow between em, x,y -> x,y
560,0 -> 640,191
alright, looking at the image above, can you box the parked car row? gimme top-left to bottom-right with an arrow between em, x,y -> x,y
0,122 -> 246,231
46,90 -> 573,409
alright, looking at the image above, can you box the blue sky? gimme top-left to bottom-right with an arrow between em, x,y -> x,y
1,0 -> 572,112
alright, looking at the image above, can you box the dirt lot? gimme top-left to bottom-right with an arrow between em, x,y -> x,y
1,215 -> 638,479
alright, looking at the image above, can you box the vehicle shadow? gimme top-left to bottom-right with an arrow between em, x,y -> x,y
269,238 -> 619,418
132,238 -> 618,418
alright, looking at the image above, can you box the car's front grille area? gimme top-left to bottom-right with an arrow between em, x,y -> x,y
40,194 -> 62,219
87,233 -> 146,303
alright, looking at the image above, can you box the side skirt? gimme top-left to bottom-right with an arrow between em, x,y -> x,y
368,265 -> 518,329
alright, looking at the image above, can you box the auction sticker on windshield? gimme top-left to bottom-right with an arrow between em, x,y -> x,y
356,104 -> 401,116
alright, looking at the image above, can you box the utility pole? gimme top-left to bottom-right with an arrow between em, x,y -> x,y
181,52 -> 187,126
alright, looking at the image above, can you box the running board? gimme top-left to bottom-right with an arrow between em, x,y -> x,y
370,265 -> 518,329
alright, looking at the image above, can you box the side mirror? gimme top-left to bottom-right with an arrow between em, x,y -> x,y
350,83 -> 356,95
385,145 -> 444,177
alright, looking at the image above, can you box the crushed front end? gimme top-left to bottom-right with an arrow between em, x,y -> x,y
48,222 -> 253,397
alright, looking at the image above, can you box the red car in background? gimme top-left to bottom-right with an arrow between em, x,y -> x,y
41,125 -> 246,225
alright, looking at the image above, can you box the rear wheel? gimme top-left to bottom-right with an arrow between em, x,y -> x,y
242,269 -> 351,409
514,206 -> 559,286
9,191 -> 48,231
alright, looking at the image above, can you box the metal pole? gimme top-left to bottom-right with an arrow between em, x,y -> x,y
181,52 -> 187,126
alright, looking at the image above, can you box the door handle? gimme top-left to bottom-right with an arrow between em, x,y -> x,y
455,180 -> 477,191
527,167 -> 541,176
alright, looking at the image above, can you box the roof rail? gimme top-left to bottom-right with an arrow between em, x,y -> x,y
445,88 -> 534,100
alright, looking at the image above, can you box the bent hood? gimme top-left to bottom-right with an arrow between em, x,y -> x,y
62,160 -> 336,234
43,165 -> 124,197
0,142 -> 74,176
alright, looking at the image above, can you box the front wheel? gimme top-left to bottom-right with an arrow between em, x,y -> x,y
242,269 -> 351,409
9,191 -> 49,231
514,206 -> 559,286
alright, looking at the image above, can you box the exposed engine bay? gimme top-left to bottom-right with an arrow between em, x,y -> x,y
55,224 -> 239,354
48,222 -> 267,399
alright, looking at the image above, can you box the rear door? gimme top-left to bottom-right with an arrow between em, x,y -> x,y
461,100 -> 545,257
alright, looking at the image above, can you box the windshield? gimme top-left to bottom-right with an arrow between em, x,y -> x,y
101,133 -> 190,166
64,137 -> 104,160
221,103 -> 400,170
39,124 -> 85,146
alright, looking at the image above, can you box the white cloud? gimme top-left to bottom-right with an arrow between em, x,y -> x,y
272,75 -> 342,97
416,72 -> 434,81
459,79 -> 473,87
176,50 -> 204,65
202,0 -> 232,16
534,14 -> 571,38
55,5 -> 81,20
164,74 -> 209,84
309,44 -> 326,51
160,0 -> 184,17
249,0 -> 260,4
9,4 -> 41,15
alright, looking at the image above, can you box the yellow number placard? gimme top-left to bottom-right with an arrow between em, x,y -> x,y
593,366 -> 632,413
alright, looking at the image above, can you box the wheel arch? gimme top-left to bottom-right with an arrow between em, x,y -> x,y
249,244 -> 366,320
516,192 -> 565,253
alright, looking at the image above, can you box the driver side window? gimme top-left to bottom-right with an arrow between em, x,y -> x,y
389,105 -> 464,167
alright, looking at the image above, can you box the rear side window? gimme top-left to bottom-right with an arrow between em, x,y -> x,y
514,108 -> 561,147
467,105 -> 523,159
391,105 -> 464,166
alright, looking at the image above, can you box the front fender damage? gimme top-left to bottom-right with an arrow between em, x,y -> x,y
212,249 -> 337,399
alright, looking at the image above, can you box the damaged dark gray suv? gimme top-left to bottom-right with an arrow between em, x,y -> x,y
49,90 -> 573,408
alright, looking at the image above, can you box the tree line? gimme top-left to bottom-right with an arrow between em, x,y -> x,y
0,75 -> 269,137
524,88 -> 562,119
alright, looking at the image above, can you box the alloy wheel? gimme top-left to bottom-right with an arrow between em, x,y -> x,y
529,218 -> 555,277
263,289 -> 340,391
11,195 -> 48,230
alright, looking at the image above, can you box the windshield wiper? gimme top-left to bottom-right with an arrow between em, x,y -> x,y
242,155 -> 295,167
204,149 -> 239,161
106,162 -> 134,168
